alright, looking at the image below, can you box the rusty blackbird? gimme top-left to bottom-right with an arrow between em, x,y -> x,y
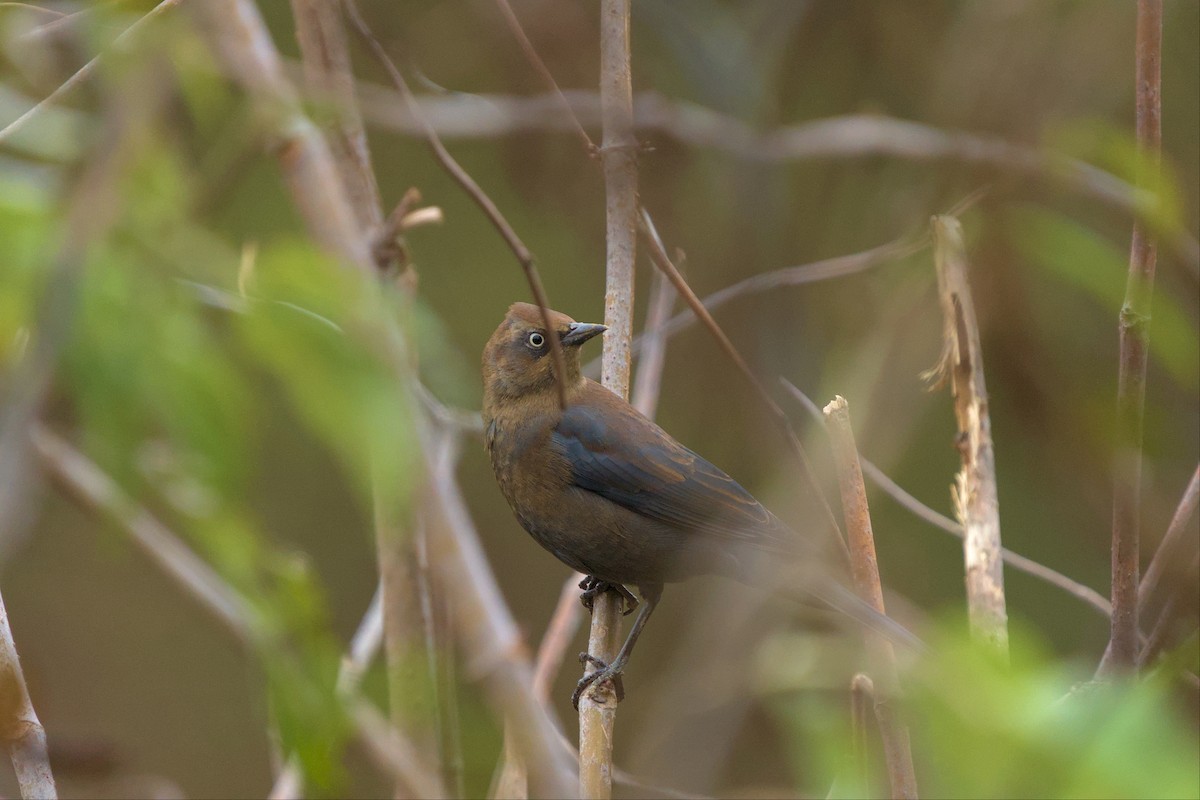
483,302 -> 915,708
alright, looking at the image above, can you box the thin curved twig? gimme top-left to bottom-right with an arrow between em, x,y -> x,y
342,0 -> 570,411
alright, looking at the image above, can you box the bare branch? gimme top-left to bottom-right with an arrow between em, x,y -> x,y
822,396 -> 918,800
631,264 -> 677,419
0,0 -> 182,145
925,215 -> 1009,654
1108,0 -> 1163,675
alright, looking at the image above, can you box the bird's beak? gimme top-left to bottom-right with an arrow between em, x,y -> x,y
560,322 -> 607,347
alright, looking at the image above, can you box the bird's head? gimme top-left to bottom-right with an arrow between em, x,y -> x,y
482,302 -> 606,402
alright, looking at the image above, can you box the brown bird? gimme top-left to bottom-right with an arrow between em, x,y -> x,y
482,302 -> 915,708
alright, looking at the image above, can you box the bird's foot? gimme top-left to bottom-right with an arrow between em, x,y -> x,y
572,653 -> 625,710
578,577 -> 639,616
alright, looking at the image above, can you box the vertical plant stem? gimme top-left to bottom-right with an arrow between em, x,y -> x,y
0,589 -> 56,800
925,215 -> 1009,655
1109,0 -> 1162,675
580,3 -> 638,798
823,396 -> 918,800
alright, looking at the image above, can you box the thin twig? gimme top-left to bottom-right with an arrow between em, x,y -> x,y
638,209 -> 849,557
342,0 -> 569,410
420,428 -> 576,798
780,379 -> 1112,619
0,0 -> 183,145
0,589 -> 56,800
1108,0 -> 1163,676
581,234 -> 927,379
289,0 -> 383,237
923,215 -> 1009,654
1137,552 -> 1198,670
1138,465 -> 1200,627
822,396 -> 918,800
491,0 -> 597,154
631,263 -> 677,419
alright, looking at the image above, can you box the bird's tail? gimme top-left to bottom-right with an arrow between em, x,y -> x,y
802,573 -> 925,653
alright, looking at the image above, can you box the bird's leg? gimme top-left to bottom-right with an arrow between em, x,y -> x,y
578,576 -> 639,616
572,584 -> 662,710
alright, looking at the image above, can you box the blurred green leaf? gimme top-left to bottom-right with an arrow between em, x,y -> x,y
1008,206 -> 1199,388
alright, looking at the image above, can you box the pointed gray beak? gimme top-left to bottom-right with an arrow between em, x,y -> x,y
560,322 -> 607,347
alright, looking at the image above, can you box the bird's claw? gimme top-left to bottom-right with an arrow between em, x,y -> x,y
572,653 -> 625,710
578,577 -> 639,616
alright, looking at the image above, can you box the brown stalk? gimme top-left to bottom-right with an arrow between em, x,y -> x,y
1108,0 -> 1163,675
924,215 -> 1009,654
1097,463 -> 1200,676
341,0 -> 569,411
823,396 -> 918,800
578,2 -> 639,797
781,378 -> 1112,619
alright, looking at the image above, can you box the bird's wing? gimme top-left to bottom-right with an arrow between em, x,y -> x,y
552,396 -> 792,548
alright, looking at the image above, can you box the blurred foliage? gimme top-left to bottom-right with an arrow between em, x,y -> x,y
763,621 -> 1200,799
0,0 -> 1197,797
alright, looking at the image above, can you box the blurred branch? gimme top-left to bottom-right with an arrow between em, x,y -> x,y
781,379 -> 1112,619
822,396 -> 918,800
289,0 -> 382,238
34,424 -> 446,798
923,215 -> 1009,654
1107,0 -> 1162,677
348,86 -> 1198,274
0,588 -> 57,800
0,0 -> 182,145
190,0 -> 371,269
342,0 -> 570,411
638,209 -> 849,556
850,673 -> 874,794
419,428 -> 576,798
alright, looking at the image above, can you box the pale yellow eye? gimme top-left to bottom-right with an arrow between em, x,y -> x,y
527,332 -> 546,348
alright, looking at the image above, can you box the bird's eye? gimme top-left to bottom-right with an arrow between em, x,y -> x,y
527,332 -> 546,348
